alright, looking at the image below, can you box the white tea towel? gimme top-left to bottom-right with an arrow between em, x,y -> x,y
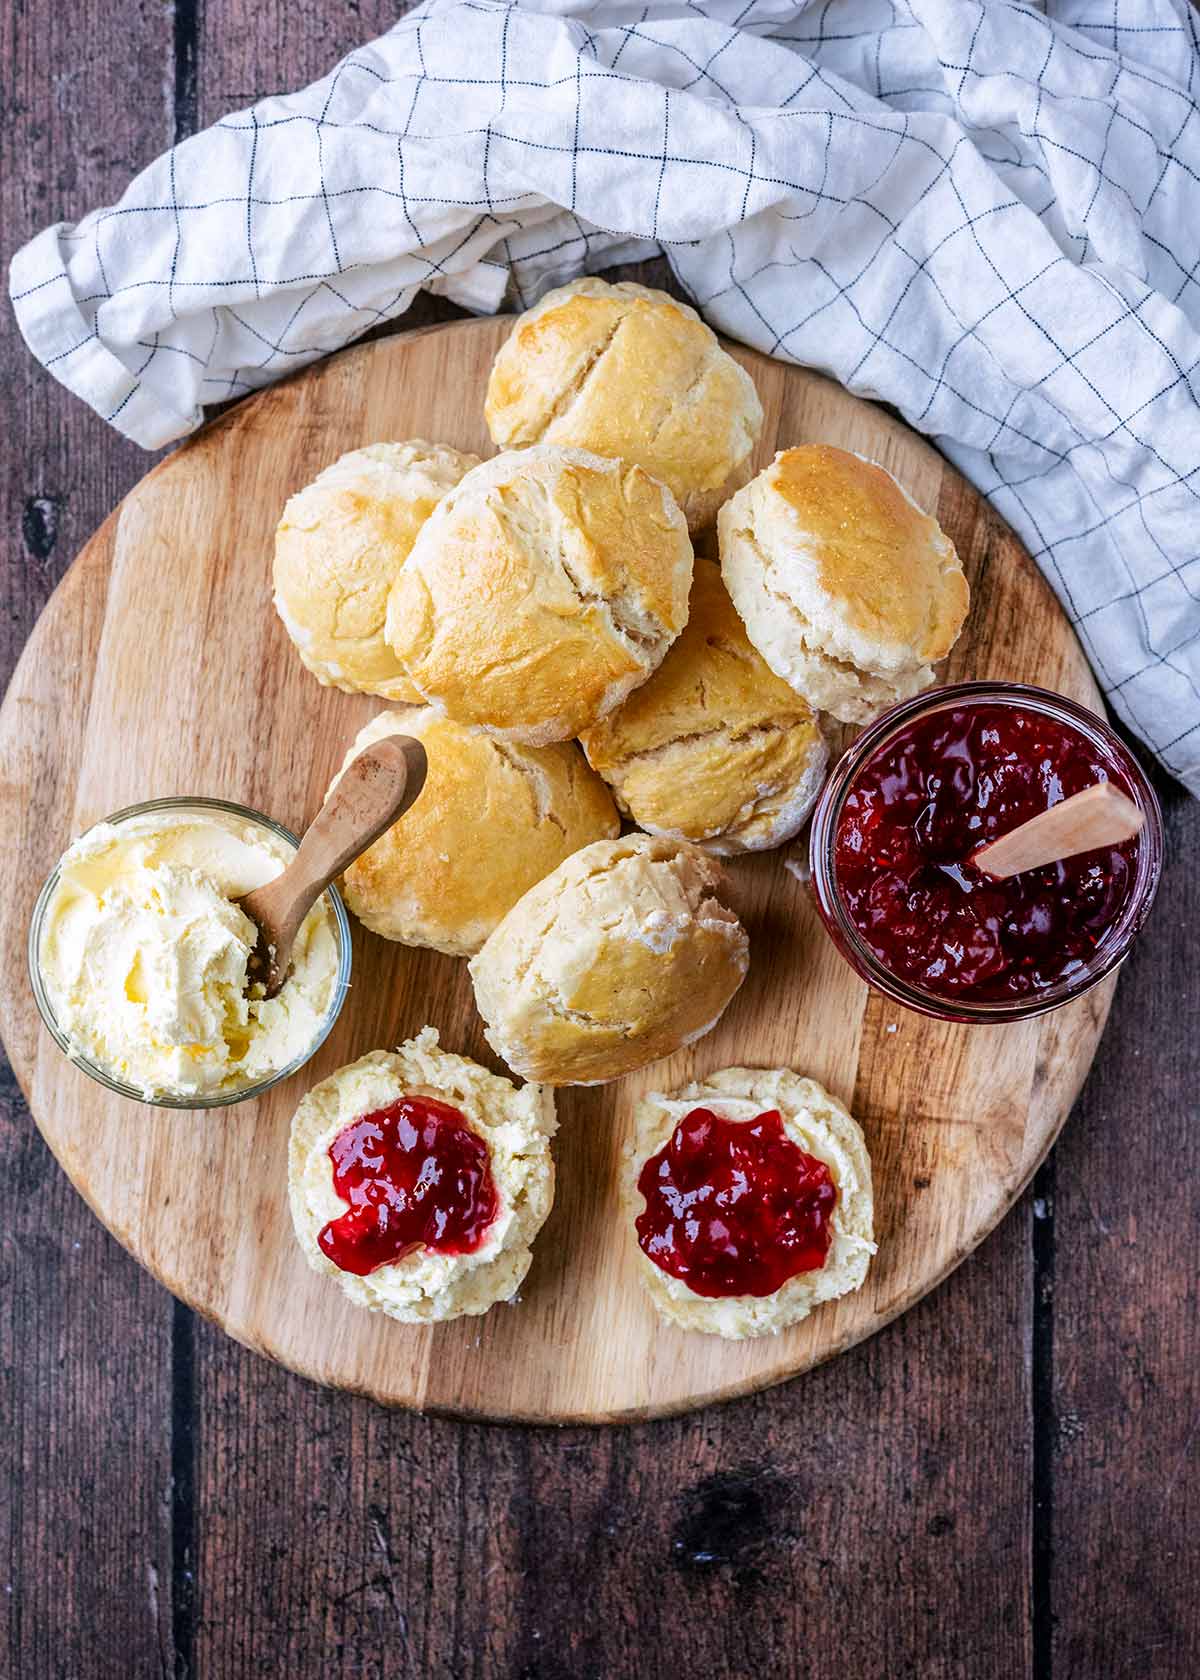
10,0 -> 1200,791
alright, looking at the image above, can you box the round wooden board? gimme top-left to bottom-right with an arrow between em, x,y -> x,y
0,319 -> 1115,1423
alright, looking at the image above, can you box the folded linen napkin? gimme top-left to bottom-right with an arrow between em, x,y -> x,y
10,0 -> 1200,792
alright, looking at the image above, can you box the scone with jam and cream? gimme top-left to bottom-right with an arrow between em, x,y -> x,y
289,1029 -> 556,1322
624,1066 -> 875,1339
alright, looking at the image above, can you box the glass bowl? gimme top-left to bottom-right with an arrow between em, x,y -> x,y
808,682 -> 1163,1024
28,795 -> 352,1108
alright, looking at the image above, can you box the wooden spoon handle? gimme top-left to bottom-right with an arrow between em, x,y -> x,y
242,735 -> 427,991
971,781 -> 1144,880
290,734 -> 427,891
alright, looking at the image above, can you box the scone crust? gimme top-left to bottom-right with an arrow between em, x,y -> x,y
623,1066 -> 876,1339
330,709 -> 620,956
274,440 -> 480,701
468,835 -> 749,1086
385,445 -> 694,743
719,445 -> 969,723
484,278 -> 763,531
288,1028 -> 557,1323
580,559 -> 828,854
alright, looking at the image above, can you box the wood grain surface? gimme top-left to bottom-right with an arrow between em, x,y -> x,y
2,4 -> 1196,1677
0,315 -> 1116,1423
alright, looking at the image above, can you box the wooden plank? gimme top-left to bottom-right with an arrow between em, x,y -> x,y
0,3 -> 177,1678
188,1210 -> 1031,1680
1048,777 -> 1200,1678
196,1 -> 404,126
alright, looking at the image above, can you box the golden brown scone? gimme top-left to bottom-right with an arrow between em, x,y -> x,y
623,1066 -> 875,1339
385,445 -> 693,744
274,441 -> 480,701
468,834 -> 748,1086
485,278 -> 763,531
580,559 -> 828,854
288,1029 -> 556,1323
719,445 -> 969,723
328,709 -> 620,956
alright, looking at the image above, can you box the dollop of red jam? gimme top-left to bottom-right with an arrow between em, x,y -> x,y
317,1095 -> 499,1276
833,702 -> 1140,1003
635,1107 -> 837,1298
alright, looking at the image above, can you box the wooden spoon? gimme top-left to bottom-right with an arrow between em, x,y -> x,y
971,781 -> 1144,880
241,734 -> 427,997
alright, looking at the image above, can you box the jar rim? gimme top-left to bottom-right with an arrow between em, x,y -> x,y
808,682 -> 1164,1024
28,795 -> 353,1108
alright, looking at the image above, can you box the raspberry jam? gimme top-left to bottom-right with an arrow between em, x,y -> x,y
832,700 -> 1142,1004
635,1107 -> 837,1298
318,1095 -> 499,1276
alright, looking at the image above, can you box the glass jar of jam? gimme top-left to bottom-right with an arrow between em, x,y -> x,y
808,683 -> 1163,1023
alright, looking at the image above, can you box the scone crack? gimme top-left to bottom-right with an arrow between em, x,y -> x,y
329,573 -> 380,635
603,714 -> 806,775
543,998 -> 634,1037
632,906 -> 694,955
489,742 -> 566,834
642,347 -> 712,447
492,466 -> 665,661
536,313 -> 627,440
557,517 -> 674,657
554,542 -> 649,650
696,901 -> 748,944
703,631 -> 756,667
600,722 -> 729,769
603,597 -> 665,655
386,564 -> 436,663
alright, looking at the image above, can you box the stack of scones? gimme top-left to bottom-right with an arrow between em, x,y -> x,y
278,279 -> 970,1338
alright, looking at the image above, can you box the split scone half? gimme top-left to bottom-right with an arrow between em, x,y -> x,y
624,1066 -> 875,1339
719,444 -> 969,723
289,1029 -> 556,1323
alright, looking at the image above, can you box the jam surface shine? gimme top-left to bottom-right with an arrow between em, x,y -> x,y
833,703 -> 1139,1003
318,1094 -> 499,1276
635,1107 -> 837,1298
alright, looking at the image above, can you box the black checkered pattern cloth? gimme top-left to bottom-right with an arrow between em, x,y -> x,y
10,0 -> 1200,790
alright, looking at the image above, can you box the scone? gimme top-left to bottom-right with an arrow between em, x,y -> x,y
485,278 -> 763,531
719,445 -> 969,723
328,709 -> 619,956
624,1067 -> 875,1339
385,445 -> 693,744
289,1028 -> 556,1323
580,558 -> 828,854
274,440 -> 479,700
468,835 -> 748,1086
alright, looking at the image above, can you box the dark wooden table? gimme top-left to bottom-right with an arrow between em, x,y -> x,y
2,7 -> 1197,1677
